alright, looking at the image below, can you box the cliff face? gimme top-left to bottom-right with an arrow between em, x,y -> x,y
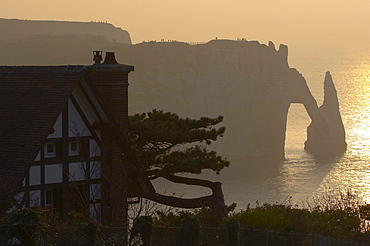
0,37 -> 346,161
305,72 -> 347,159
117,41 -> 295,160
114,40 -> 346,161
0,18 -> 131,44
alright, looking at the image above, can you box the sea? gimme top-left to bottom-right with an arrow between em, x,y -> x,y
152,45 -> 370,211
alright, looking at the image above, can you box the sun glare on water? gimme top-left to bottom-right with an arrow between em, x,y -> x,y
318,53 -> 370,204
343,56 -> 370,159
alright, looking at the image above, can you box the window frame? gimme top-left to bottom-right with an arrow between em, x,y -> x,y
44,143 -> 56,158
69,141 -> 79,156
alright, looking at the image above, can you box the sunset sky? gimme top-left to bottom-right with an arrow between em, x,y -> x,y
1,0 -> 369,51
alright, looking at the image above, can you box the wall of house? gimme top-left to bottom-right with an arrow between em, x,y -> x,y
15,98 -> 103,221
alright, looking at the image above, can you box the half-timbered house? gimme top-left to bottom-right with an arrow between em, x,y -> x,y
0,51 -> 154,225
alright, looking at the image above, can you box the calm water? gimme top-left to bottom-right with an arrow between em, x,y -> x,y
153,48 -> 370,210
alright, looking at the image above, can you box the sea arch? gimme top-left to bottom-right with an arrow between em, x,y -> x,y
281,71 -> 345,160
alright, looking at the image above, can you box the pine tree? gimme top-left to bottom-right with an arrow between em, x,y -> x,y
129,110 -> 230,217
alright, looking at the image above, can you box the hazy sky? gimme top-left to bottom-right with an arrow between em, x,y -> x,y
1,0 -> 369,51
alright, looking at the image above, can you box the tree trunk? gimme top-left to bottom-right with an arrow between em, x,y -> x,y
142,174 -> 228,218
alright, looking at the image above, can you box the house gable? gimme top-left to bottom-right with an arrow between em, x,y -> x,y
0,66 -> 82,193
13,78 -> 108,218
1,56 -> 155,225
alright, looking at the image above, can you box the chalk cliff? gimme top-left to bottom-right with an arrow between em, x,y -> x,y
305,72 -> 347,159
0,36 -> 346,161
0,18 -> 131,44
115,40 -> 346,161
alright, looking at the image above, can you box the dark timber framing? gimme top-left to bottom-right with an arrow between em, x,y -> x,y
18,93 -> 103,220
1,61 -> 155,227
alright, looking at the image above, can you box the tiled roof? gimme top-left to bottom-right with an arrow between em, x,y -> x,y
0,66 -> 83,190
0,65 -> 155,195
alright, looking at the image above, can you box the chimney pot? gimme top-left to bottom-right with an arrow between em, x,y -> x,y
103,52 -> 119,65
93,51 -> 103,65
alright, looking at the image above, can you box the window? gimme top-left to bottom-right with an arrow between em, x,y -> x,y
69,141 -> 79,156
44,143 -> 56,158
44,188 -> 64,219
45,190 -> 53,207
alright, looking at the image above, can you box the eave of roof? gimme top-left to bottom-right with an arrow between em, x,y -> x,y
0,66 -> 83,190
0,65 -> 154,195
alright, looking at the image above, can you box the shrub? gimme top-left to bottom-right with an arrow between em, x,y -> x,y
4,208 -> 46,246
229,189 -> 369,241
229,202 -> 310,232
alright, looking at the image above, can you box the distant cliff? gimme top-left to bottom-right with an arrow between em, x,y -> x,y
116,40 -> 346,161
0,18 -> 131,44
0,37 -> 346,161
305,72 -> 347,159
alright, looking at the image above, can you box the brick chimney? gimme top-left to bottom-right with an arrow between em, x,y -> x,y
85,51 -> 134,226
88,51 -> 134,133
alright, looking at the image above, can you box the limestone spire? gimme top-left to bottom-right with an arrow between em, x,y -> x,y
305,71 -> 347,159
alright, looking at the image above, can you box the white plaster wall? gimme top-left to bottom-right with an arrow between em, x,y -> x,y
90,161 -> 101,179
90,184 -> 101,200
69,162 -> 86,181
34,151 -> 41,161
68,100 -> 91,137
89,139 -> 101,157
48,113 -> 62,138
29,166 -> 41,186
29,190 -> 41,207
89,203 -> 101,220
45,164 -> 63,184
